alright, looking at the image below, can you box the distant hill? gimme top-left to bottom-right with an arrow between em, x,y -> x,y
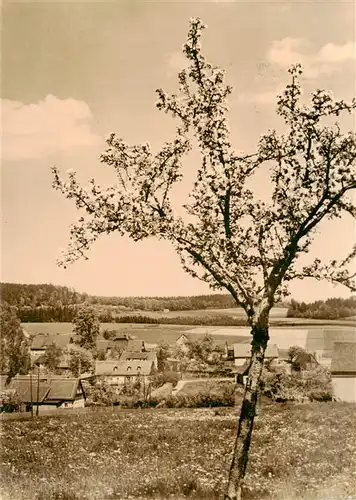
1,282 -> 241,311
1,282 -> 354,323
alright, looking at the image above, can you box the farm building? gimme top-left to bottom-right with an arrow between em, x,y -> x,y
95,360 -> 155,387
110,332 -> 130,349
127,340 -> 146,352
33,353 -> 72,375
43,377 -> 86,409
120,350 -> 158,369
7,375 -> 86,411
233,343 -> 279,367
330,342 -> 356,403
30,333 -> 75,357
175,334 -> 191,353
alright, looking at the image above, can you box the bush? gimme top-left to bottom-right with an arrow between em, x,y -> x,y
0,390 -> 22,413
126,382 -> 236,408
306,389 -> 332,402
261,365 -> 332,403
151,371 -> 180,389
85,382 -> 120,406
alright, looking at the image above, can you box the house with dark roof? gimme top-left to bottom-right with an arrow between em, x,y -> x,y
233,343 -> 279,367
8,375 -> 86,411
95,359 -> 155,388
43,377 -> 86,408
7,377 -> 50,410
127,340 -> 146,352
30,333 -> 75,357
120,350 -> 158,369
330,342 -> 356,402
33,353 -> 71,375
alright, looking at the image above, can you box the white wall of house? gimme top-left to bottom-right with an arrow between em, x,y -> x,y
59,398 -> 85,409
102,374 -> 150,386
332,376 -> 356,403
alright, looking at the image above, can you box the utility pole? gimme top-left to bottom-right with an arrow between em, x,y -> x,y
36,364 -> 40,417
29,365 -> 33,419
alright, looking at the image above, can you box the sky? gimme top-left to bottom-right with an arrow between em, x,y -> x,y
1,0 -> 355,301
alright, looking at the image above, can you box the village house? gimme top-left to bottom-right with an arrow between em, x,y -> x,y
95,359 -> 155,388
120,350 -> 158,369
30,333 -> 75,358
7,375 -> 86,412
127,339 -> 146,352
33,353 -> 72,375
174,334 -> 191,354
330,342 -> 356,403
42,377 -> 86,409
233,343 -> 279,367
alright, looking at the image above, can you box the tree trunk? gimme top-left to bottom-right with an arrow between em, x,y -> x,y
224,321 -> 269,500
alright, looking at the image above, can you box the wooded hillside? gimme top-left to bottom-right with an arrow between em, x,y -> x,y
1,282 -> 354,322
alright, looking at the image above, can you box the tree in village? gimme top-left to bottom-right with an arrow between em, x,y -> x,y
0,303 -> 31,382
156,341 -> 171,371
72,306 -> 100,350
52,18 -> 356,500
41,342 -> 63,373
64,344 -> 94,377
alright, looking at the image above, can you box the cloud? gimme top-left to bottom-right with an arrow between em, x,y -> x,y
318,42 -> 356,63
2,95 -> 102,161
266,38 -> 356,78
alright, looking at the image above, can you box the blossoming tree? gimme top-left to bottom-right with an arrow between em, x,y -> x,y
52,18 -> 356,500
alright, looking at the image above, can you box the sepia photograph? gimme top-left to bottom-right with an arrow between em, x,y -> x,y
1,1 -> 356,499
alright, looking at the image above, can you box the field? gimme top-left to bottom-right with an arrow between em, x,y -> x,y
124,307 -> 288,319
1,403 -> 356,500
22,321 -> 356,353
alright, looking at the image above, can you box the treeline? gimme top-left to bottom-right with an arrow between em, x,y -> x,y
88,294 -> 238,311
19,305 -> 79,323
1,282 -> 241,312
287,297 -> 356,320
1,283 -> 88,308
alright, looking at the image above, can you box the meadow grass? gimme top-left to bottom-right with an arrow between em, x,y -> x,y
1,403 -> 355,500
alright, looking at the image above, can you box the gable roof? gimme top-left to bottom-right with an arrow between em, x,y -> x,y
46,377 -> 85,401
233,343 -> 279,359
120,351 -> 157,362
330,342 -> 356,374
8,375 -> 85,403
127,340 -> 145,352
33,353 -> 70,370
95,359 -> 154,376
96,338 -> 111,352
9,377 -> 50,403
111,332 -> 130,341
234,360 -> 250,375
31,333 -> 74,351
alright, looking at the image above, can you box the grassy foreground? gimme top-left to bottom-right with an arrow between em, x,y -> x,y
1,403 -> 355,500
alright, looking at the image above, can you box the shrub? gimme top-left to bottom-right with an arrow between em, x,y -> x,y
261,364 -> 332,403
85,382 -> 120,406
0,390 -> 22,413
151,370 -> 180,389
133,382 -> 236,408
306,389 -> 332,402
